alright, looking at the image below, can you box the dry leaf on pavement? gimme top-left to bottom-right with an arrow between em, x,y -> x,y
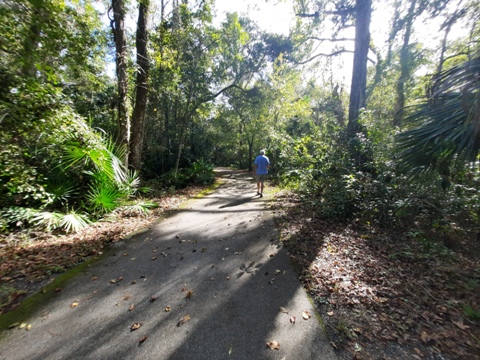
302,311 -> 311,320
130,323 -> 142,331
266,340 -> 280,350
177,314 -> 190,327
139,336 -> 148,344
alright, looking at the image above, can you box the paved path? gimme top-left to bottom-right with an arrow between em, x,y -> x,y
0,170 -> 337,360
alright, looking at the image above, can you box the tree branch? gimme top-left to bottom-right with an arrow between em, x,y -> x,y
296,12 -> 319,18
212,83 -> 244,99
306,36 -> 355,42
296,49 -> 354,65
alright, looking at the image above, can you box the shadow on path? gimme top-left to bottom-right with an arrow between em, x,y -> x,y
0,170 -> 337,360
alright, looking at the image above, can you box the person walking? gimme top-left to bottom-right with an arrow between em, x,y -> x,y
253,149 -> 270,197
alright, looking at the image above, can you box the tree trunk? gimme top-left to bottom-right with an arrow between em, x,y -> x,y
347,0 -> 372,139
248,137 -> 254,172
130,0 -> 150,171
174,123 -> 186,175
23,5 -> 42,78
111,0 -> 130,165
393,0 -> 416,127
437,22 -> 451,75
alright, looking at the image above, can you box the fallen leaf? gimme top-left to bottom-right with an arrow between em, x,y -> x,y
130,323 -> 142,331
139,336 -> 148,344
55,288 -> 63,292
302,311 -> 311,320
26,324 -> 32,331
110,277 -> 124,284
327,311 -> 334,316
452,320 -> 470,330
228,344 -> 233,355
266,340 -> 280,350
420,331 -> 430,343
185,290 -> 193,299
129,304 -> 135,311
150,296 -> 157,302
274,269 -> 281,275
290,316 -> 296,324
279,306 -> 288,314
165,306 -> 171,312
70,302 -> 79,308
151,256 -> 158,260
177,314 -> 191,327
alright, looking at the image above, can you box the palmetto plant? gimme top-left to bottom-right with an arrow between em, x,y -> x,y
86,182 -> 123,214
62,132 -> 141,214
396,58 -> 480,175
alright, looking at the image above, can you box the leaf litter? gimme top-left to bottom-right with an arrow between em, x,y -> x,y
273,190 -> 480,359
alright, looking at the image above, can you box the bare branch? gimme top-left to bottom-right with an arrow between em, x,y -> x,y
306,36 -> 355,42
296,12 -> 319,18
296,49 -> 354,65
212,83 -> 244,99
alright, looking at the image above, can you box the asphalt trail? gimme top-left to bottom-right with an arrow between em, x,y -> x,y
0,169 -> 337,360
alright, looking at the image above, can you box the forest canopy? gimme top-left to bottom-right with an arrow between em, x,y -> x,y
0,0 -> 479,237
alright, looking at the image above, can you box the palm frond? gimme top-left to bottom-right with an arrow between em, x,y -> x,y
32,211 -> 63,231
86,183 -> 122,213
396,58 -> 480,174
60,211 -> 91,233
119,169 -> 141,196
118,201 -> 158,216
44,177 -> 79,207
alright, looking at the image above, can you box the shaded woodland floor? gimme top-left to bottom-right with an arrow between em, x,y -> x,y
1,182 -> 479,359
272,190 -> 480,360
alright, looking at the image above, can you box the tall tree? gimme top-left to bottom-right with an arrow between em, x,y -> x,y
110,0 -> 130,163
293,0 -> 373,155
130,0 -> 150,171
393,0 -> 417,126
347,0 -> 372,140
